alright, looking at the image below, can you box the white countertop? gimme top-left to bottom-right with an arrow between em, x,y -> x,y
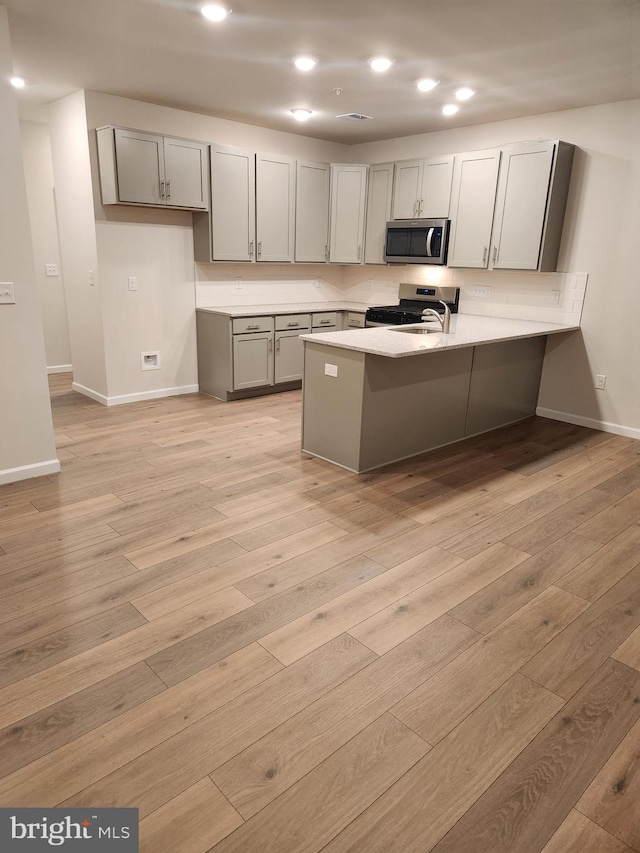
196,301 -> 370,317
300,314 -> 579,358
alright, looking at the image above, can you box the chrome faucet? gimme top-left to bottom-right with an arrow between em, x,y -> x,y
421,300 -> 451,334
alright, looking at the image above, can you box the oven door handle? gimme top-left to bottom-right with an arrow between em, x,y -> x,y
425,228 -> 434,258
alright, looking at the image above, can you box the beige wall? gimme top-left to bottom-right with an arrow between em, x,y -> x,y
49,91 -> 108,400
20,119 -> 71,370
0,7 -> 58,484
349,100 -> 640,436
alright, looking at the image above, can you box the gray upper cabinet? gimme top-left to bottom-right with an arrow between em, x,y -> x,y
364,163 -> 394,265
96,126 -> 208,210
391,155 -> 454,219
256,153 -> 296,262
210,144 -> 256,262
490,141 -> 575,272
295,161 -> 330,263
447,149 -> 502,268
329,164 -> 368,264
448,140 -> 575,271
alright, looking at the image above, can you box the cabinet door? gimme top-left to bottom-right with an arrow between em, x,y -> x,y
329,164 -> 368,264
232,332 -> 273,390
256,153 -> 296,262
491,142 -> 556,270
391,160 -> 423,219
274,330 -> 305,383
364,163 -> 394,265
114,128 -> 164,205
295,161 -> 330,262
420,155 -> 454,218
211,145 -> 256,262
163,137 -> 209,209
447,149 -> 501,268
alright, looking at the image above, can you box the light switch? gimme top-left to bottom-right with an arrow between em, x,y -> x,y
128,276 -> 138,291
0,282 -> 16,304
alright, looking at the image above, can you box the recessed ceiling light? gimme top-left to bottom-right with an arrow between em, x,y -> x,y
442,104 -> 459,116
294,56 -> 318,72
368,57 -> 394,73
10,77 -> 25,88
455,87 -> 475,100
416,78 -> 439,92
291,108 -> 313,122
201,4 -> 229,22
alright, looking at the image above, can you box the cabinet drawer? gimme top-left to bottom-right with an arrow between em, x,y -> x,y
232,316 -> 274,334
275,313 -> 311,331
312,312 -> 337,328
346,312 -> 366,328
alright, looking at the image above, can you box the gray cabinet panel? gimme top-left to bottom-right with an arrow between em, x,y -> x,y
211,145 -> 256,262
364,163 -> 394,265
256,153 -> 296,262
329,164 -> 368,264
232,332 -> 273,390
295,161 -> 330,262
163,138 -> 209,209
275,330 -> 306,383
114,128 -> 164,206
448,149 -> 501,268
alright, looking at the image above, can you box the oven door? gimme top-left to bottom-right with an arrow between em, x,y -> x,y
384,219 -> 449,265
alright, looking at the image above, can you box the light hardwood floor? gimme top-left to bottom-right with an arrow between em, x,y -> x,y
2,373 -> 640,852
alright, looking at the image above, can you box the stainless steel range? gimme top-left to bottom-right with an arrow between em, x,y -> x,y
365,284 -> 460,327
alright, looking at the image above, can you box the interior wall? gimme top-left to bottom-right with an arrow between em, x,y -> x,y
48,91 -> 107,400
20,119 -> 71,371
82,91 -> 350,401
349,100 -> 640,435
0,7 -> 58,484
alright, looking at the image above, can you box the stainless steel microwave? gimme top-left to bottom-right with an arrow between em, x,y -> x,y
384,218 -> 450,265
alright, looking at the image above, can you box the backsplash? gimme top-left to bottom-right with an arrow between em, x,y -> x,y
342,265 -> 588,324
196,261 -> 587,324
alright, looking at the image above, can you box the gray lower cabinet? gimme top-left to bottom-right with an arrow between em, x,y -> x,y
232,331 -> 274,390
197,309 -> 312,400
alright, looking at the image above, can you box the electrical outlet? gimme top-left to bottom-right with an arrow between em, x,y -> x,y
595,374 -> 606,390
0,282 -> 16,304
473,286 -> 492,298
141,351 -> 161,371
234,277 -> 242,290
551,289 -> 561,304
45,264 -> 59,277
88,270 -> 95,286
324,363 -> 338,378
367,279 -> 373,291
128,276 -> 138,291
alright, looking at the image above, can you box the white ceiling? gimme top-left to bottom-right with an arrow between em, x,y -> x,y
5,0 -> 640,144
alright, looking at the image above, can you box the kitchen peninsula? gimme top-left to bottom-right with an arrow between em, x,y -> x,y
301,315 -> 580,473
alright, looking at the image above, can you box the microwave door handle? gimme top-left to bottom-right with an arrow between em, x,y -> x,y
425,228 -> 434,258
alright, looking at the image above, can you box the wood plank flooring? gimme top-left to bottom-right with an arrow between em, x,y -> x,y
1,372 -> 640,852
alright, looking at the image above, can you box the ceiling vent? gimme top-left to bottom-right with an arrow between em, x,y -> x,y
336,113 -> 373,121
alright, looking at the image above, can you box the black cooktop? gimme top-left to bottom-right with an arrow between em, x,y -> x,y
365,299 -> 454,325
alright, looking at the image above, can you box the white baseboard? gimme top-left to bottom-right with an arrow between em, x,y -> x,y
536,407 -> 640,440
0,459 -> 61,485
47,364 -> 72,375
72,381 -> 199,407
72,382 -> 109,405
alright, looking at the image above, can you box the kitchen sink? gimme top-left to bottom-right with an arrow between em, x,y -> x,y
389,325 -> 441,335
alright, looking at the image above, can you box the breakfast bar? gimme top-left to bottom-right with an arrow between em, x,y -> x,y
300,315 -> 579,473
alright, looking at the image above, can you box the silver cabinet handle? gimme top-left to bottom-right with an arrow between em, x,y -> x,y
414,200 -> 419,217
324,245 -> 329,261
249,241 -> 254,258
492,246 -> 498,263
357,244 -> 362,262
160,180 -> 165,199
482,246 -> 488,264
166,180 -> 171,200
268,338 -> 273,351
257,242 -> 262,258
287,322 -> 299,327
247,324 -> 259,330
419,199 -> 424,216
276,339 -> 281,352
319,320 -> 331,324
